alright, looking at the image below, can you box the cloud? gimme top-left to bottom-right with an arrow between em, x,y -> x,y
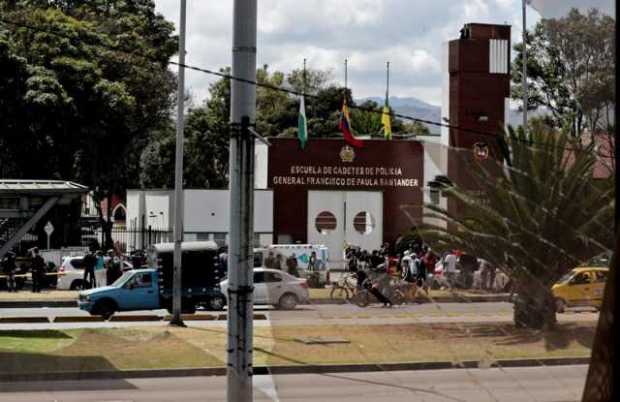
155,0 -> 549,106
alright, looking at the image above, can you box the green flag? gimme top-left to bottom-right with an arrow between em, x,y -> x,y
298,95 -> 308,149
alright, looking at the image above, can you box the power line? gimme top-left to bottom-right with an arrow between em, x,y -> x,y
0,15 -> 614,159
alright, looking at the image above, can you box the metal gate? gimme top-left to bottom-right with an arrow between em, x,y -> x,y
307,191 -> 383,268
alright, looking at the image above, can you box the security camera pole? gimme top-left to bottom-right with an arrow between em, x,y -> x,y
227,0 -> 257,401
170,0 -> 187,327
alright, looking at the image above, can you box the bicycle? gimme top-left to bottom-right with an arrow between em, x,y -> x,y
351,277 -> 405,307
329,273 -> 357,300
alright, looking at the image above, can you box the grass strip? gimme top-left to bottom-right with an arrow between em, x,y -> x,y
0,322 -> 594,375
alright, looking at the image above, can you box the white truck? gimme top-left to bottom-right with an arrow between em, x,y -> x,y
262,244 -> 330,287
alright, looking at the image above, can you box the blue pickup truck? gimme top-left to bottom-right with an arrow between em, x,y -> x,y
78,241 -> 226,319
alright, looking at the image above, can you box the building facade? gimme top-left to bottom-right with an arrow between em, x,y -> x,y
268,138 -> 424,257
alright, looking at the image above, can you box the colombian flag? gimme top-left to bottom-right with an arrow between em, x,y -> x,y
338,100 -> 364,148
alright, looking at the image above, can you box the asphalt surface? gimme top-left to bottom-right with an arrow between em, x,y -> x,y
0,301 -> 515,318
0,302 -> 598,330
0,365 -> 588,401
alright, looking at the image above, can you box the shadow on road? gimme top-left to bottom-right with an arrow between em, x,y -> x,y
255,347 -> 466,402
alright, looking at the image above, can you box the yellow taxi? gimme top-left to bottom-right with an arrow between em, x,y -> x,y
552,267 -> 608,313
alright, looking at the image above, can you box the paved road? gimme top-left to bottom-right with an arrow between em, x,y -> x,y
0,302 -> 516,318
0,302 -> 598,330
0,365 -> 588,402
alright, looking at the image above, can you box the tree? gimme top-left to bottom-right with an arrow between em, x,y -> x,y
422,127 -> 614,329
287,67 -> 332,94
256,65 -> 297,138
512,8 -> 615,137
0,0 -> 177,248
140,68 -> 230,189
401,120 -> 430,136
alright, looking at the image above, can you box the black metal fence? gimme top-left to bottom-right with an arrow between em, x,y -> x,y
81,225 -> 173,253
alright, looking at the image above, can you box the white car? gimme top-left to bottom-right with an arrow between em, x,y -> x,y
56,256 -> 132,290
220,268 -> 309,310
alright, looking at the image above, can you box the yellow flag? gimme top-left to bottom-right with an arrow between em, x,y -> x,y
382,105 -> 392,140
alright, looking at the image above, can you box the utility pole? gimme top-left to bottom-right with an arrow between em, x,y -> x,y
170,0 -> 187,327
522,0 -> 528,132
227,0 -> 257,401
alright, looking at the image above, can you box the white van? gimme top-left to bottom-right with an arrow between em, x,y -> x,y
266,244 -> 329,286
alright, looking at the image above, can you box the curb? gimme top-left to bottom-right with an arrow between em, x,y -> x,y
0,314 -> 270,324
0,316 -> 50,323
0,357 -> 589,382
52,316 -> 105,323
0,301 -> 76,308
0,295 -> 510,309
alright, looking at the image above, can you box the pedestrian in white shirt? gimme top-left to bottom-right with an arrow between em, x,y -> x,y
443,252 -> 458,288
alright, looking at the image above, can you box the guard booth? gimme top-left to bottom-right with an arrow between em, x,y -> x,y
0,180 -> 89,260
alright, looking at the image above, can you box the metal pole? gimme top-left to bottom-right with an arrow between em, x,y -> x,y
228,1 -> 257,401
522,0 -> 528,132
386,61 -> 390,102
303,58 -> 306,94
170,0 -> 187,327
344,58 -> 348,91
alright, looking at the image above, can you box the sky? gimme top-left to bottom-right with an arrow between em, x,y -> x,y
154,0 -> 614,107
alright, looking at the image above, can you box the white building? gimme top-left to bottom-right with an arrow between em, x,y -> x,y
126,188 -> 274,250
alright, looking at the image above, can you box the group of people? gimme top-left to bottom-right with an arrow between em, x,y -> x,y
344,235 -> 500,302
1,247 -> 47,292
80,248 -> 124,289
346,243 -> 425,307
1,246 -> 129,292
263,251 -> 300,277
344,240 -> 439,306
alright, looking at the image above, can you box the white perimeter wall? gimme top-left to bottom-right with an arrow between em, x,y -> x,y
127,189 -> 273,235
255,140 -> 269,189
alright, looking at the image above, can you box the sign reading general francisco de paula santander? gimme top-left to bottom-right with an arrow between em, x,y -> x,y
268,138 -> 423,190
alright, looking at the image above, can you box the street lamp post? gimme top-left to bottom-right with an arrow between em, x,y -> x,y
227,1 -> 257,401
170,0 -> 187,327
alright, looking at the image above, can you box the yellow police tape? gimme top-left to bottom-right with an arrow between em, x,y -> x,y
0,272 -> 66,278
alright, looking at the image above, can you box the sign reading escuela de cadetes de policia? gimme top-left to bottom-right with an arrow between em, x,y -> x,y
269,139 -> 422,189
267,138 -> 425,244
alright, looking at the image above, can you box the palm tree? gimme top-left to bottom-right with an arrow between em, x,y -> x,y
422,127 -> 614,329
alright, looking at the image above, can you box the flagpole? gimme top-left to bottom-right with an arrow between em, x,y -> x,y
522,0 -> 528,132
386,61 -> 390,105
303,58 -> 307,95
344,58 -> 348,95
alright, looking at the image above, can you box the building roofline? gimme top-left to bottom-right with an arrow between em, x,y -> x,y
0,180 -> 89,194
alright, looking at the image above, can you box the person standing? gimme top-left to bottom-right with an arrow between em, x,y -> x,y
286,253 -> 299,277
458,253 -> 477,289
416,253 -> 428,294
94,251 -> 105,288
479,258 -> 495,291
421,249 -> 436,292
308,251 -> 317,272
2,251 -> 17,292
274,254 -> 283,270
31,247 -> 46,293
264,251 -> 275,269
106,249 -> 122,285
401,255 -> 417,301
443,251 -> 458,289
82,250 -> 97,289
